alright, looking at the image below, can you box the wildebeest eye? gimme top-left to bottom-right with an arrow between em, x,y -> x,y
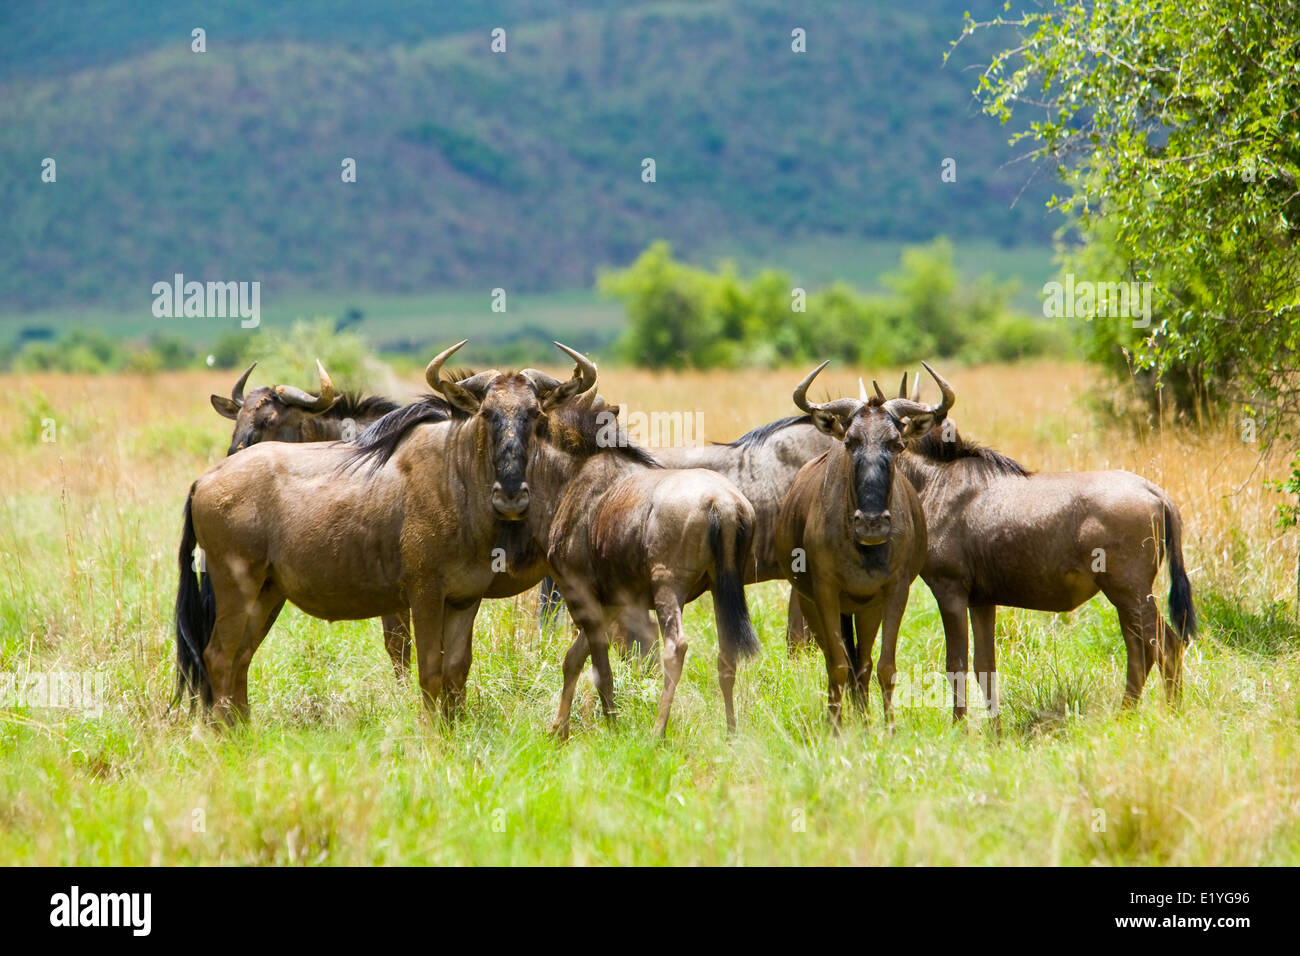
890,438 -> 905,452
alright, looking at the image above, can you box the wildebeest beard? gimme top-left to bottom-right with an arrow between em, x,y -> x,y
493,519 -> 542,572
856,540 -> 892,573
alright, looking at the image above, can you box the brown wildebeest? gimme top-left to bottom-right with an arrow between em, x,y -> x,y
174,340 -> 597,725
775,362 -> 950,728
208,360 -> 424,678
210,360 -> 403,454
538,413 -> 837,654
531,393 -> 760,739
891,371 -> 1196,720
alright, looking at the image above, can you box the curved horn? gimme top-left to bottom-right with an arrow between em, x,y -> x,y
881,362 -> 956,423
538,341 -> 597,409
276,359 -> 337,413
859,378 -> 869,403
554,341 -> 597,394
921,361 -> 955,416
898,372 -> 909,399
425,339 -> 469,393
793,361 -> 831,413
424,340 -> 483,414
231,362 -> 256,406
910,371 -> 920,402
872,380 -> 886,402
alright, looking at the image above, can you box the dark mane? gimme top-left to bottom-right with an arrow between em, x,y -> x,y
913,426 -> 1031,477
340,394 -> 461,473
323,392 -> 401,421
551,396 -> 662,469
723,415 -> 814,449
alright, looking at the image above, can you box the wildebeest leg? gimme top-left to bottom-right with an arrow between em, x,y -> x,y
410,589 -> 447,718
380,611 -> 412,680
1106,587 -> 1160,707
652,586 -> 689,738
619,608 -> 657,662
1159,621 -> 1184,706
934,588 -> 970,722
809,584 -> 851,731
552,630 -> 591,741
877,577 -> 911,728
785,593 -> 813,653
716,622 -> 739,735
440,599 -> 481,720
851,605 -> 883,715
538,575 -> 565,630
231,595 -> 285,722
203,564 -> 263,727
588,635 -> 618,722
969,604 -> 1000,730
552,579 -> 606,740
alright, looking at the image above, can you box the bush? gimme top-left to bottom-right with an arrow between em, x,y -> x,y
603,239 -> 1058,369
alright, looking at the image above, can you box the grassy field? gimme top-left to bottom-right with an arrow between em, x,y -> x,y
1,361 -> 1298,865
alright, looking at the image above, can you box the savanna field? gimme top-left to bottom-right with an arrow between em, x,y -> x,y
1,361 -> 1298,865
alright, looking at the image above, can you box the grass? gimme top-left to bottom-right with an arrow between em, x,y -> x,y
1,361 -> 1298,864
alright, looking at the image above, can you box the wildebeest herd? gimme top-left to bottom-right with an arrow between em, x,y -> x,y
176,341 -> 1196,736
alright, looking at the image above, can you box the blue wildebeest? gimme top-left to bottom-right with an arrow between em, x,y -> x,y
528,392 -> 760,739
891,370 -> 1196,720
208,360 -> 426,678
776,362 -> 949,727
175,341 -> 596,724
538,409 -> 837,654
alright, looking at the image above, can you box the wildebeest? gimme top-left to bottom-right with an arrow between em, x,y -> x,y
892,371 -> 1196,719
175,340 -> 596,725
529,393 -> 760,739
538,411 -> 837,654
208,360 -> 422,678
210,360 -> 402,454
775,362 -> 950,727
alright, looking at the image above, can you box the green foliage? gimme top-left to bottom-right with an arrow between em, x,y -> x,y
6,328 -> 198,373
12,390 -> 61,445
233,319 -> 388,393
603,240 -> 1060,369
964,0 -> 1300,437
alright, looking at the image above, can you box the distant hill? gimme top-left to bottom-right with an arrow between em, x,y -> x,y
0,0 -> 1055,312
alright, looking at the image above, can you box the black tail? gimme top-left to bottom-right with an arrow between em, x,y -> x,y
708,508 -> 760,659
174,488 -> 216,710
1163,501 -> 1197,642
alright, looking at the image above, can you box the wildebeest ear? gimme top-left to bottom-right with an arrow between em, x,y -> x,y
439,381 -> 483,415
897,412 -> 936,438
211,394 -> 241,419
809,408 -> 846,439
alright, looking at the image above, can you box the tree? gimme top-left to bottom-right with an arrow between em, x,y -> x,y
958,0 -> 1300,512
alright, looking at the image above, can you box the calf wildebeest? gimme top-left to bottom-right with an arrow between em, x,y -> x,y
208,360 -> 424,679
538,412 -> 837,653
175,340 -> 596,725
891,371 -> 1196,719
776,362 -> 950,727
531,393 -> 760,739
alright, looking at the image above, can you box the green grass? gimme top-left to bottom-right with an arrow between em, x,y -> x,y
2,561 -> 1298,865
1,364 -> 1297,865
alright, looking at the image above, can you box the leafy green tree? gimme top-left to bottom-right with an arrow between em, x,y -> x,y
959,0 -> 1300,505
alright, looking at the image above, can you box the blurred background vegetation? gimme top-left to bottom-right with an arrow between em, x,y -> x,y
1,0 -> 1063,378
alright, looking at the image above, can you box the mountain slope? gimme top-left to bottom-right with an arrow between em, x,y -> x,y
0,0 -> 1054,311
